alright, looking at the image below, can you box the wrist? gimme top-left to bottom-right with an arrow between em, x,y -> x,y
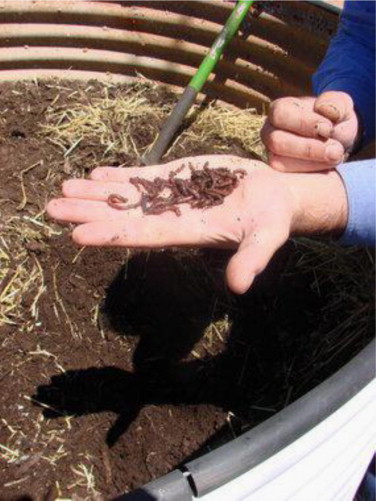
283,169 -> 348,238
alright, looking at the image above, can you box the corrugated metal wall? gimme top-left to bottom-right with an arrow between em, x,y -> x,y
0,1 -> 339,110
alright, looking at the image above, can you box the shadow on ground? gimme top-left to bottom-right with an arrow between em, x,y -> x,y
33,245 -> 323,449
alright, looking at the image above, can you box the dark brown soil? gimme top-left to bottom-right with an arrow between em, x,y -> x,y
0,81 -> 374,501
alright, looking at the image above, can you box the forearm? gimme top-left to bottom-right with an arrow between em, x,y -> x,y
286,170 -> 348,238
286,160 -> 375,246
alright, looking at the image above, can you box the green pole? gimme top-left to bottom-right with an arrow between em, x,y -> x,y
142,0 -> 254,165
190,0 -> 254,92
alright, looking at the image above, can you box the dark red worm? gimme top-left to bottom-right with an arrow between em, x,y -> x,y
107,193 -> 142,211
107,162 -> 247,216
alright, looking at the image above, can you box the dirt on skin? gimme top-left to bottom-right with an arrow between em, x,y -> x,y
0,81 -> 374,500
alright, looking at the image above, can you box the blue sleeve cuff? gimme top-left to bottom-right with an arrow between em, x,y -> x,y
336,159 -> 376,246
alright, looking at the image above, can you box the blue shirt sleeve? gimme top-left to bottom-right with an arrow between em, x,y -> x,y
312,1 -> 375,145
336,159 -> 375,246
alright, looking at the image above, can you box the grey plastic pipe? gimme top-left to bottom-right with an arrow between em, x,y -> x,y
114,339 -> 375,500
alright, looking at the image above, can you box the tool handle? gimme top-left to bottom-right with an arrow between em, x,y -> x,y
142,0 -> 254,166
141,86 -> 197,166
190,0 -> 254,93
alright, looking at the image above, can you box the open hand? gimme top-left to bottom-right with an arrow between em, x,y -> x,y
47,155 -> 296,294
261,91 -> 359,172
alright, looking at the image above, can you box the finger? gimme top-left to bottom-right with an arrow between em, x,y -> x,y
225,223 -> 289,294
46,198 -> 137,224
48,194 -> 230,234
268,152 -> 336,172
262,122 -> 345,164
71,216 -> 207,248
331,113 -> 359,152
268,97 -> 333,139
62,179 -> 137,201
314,91 -> 354,123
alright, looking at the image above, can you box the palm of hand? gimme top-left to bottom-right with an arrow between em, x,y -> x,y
47,155 -> 293,293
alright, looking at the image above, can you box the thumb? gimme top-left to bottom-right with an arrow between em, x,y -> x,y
225,225 -> 289,295
314,91 -> 354,124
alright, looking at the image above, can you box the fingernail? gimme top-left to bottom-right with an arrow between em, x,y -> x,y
325,143 -> 343,162
315,121 -> 332,138
319,103 -> 340,122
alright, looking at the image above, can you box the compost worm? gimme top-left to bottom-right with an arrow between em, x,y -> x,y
107,162 -> 247,216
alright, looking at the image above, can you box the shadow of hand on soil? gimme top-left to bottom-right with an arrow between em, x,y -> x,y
33,250 -> 239,447
33,246 -> 321,449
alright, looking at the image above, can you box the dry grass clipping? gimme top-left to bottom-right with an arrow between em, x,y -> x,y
0,215 -> 58,328
185,102 -> 266,159
40,81 -> 266,165
41,82 -> 169,161
292,239 -> 374,387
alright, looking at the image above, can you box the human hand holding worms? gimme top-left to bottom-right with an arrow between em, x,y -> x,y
47,155 -> 347,294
